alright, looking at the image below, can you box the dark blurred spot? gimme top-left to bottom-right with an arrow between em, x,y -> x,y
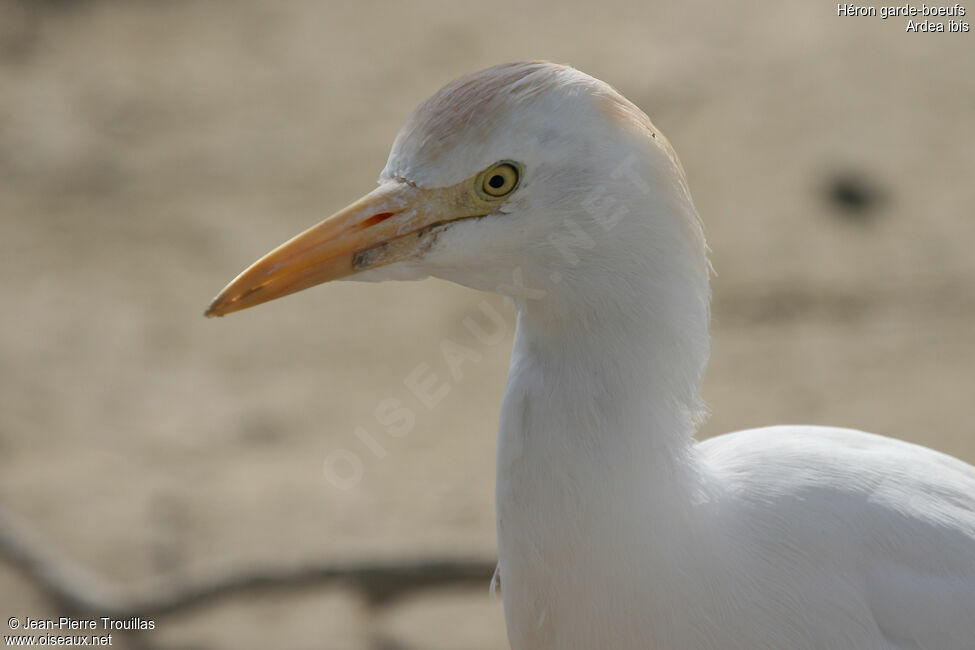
373,639 -> 412,650
19,0 -> 96,9
238,412 -> 286,445
0,1 -> 38,59
1,0 -> 101,60
823,172 -> 887,223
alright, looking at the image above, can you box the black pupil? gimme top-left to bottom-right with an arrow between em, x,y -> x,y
488,174 -> 506,189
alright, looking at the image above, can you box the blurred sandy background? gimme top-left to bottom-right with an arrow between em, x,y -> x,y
0,1 -> 972,648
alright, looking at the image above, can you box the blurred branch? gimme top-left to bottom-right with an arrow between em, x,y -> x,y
0,505 -> 496,618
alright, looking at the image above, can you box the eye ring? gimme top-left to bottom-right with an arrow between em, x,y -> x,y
477,161 -> 521,199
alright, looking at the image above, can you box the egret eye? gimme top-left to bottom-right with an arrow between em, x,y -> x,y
478,162 -> 520,198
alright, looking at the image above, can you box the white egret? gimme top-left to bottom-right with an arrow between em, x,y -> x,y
206,62 -> 975,649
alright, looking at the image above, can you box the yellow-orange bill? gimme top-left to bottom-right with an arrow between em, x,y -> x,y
204,178 -> 490,317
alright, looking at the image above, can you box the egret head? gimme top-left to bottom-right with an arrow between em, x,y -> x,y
205,61 -> 705,317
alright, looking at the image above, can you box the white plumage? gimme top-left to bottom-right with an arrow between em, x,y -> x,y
207,62 -> 975,649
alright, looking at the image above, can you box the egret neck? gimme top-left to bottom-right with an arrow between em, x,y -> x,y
493,170 -> 714,643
